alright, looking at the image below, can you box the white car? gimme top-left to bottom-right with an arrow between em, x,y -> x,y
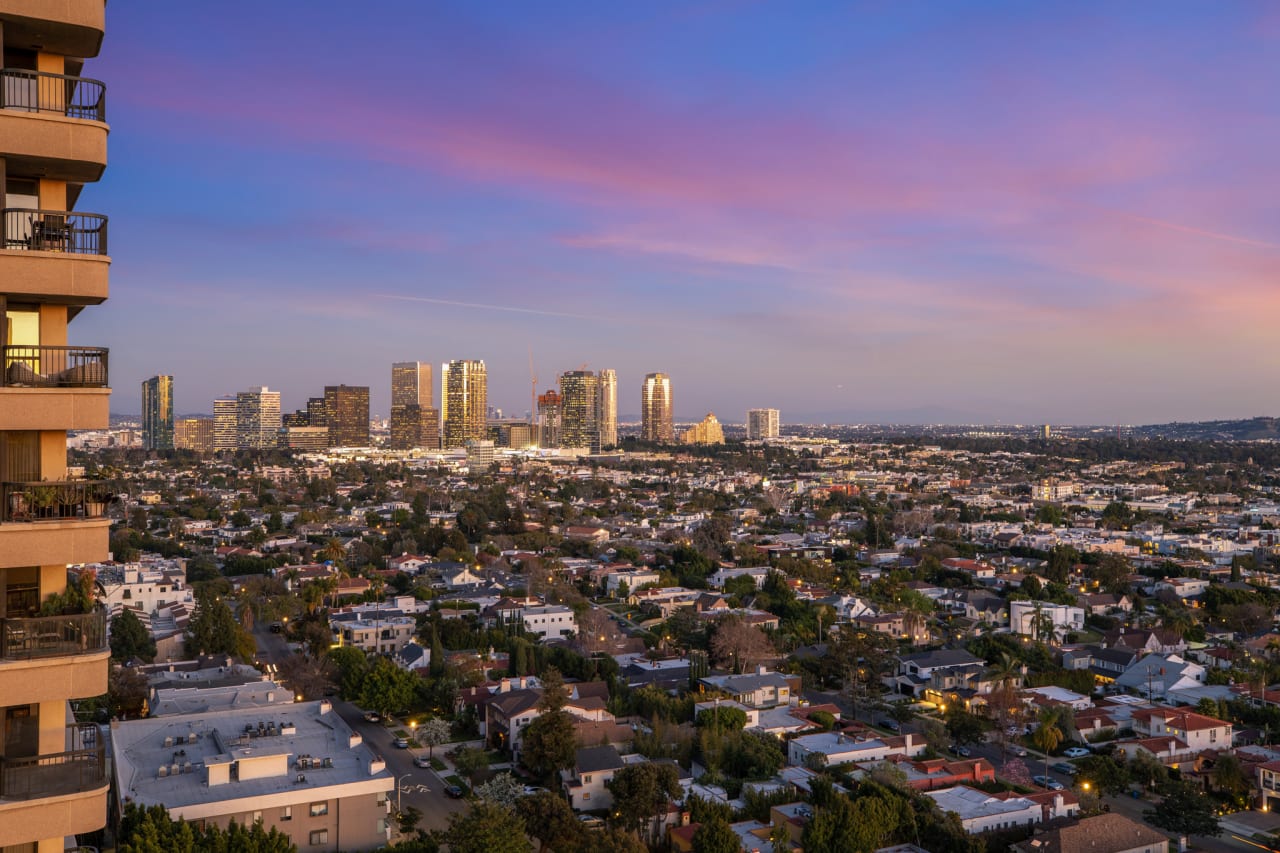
1010,745 -> 1028,757
1063,747 -> 1090,758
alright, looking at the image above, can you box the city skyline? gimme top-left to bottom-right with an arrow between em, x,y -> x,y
85,3 -> 1278,424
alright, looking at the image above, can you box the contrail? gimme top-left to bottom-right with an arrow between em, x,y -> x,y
377,293 -> 599,320
1124,214 -> 1279,250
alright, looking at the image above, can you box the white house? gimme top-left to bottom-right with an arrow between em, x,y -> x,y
925,786 -> 1042,834
708,566 -> 774,590
787,732 -> 924,767
1008,601 -> 1084,639
520,604 -> 578,640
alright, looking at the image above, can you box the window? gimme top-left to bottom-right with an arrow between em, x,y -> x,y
310,802 -> 328,817
582,792 -> 590,800
582,775 -> 592,784
1210,729 -> 1217,742
310,830 -> 329,845
281,807 -> 292,822
252,811 -> 262,824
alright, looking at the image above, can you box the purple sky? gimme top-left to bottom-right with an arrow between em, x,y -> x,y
84,2 -> 1280,424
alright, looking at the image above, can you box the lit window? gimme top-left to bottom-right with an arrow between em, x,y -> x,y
310,802 -> 328,817
282,807 -> 292,822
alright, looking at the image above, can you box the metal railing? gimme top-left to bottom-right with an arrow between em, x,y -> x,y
0,69 -> 106,122
0,611 -> 107,660
2,209 -> 108,255
1,480 -> 113,522
1,346 -> 109,388
0,724 -> 106,801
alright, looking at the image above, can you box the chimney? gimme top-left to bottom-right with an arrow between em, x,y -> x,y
905,733 -> 914,751
518,676 -> 526,690
757,664 -> 767,676
500,678 -> 511,693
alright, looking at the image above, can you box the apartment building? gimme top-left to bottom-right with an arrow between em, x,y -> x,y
0,3 -> 114,849
111,700 -> 394,852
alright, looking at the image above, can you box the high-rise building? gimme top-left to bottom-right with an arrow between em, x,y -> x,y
598,368 -> 617,448
681,412 -> 725,445
442,359 -> 487,449
391,361 -> 432,410
389,404 -> 440,450
175,417 -> 215,452
747,408 -> 781,440
235,387 -> 282,449
213,398 -> 238,450
641,373 -> 673,442
141,374 -> 174,450
559,370 -> 600,451
306,395 -> 328,428
324,385 -> 370,447
536,389 -> 562,447
0,3 -> 113,847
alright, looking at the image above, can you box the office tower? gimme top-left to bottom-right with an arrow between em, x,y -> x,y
598,368 -> 617,448
442,359 -> 487,449
235,387 -> 282,449
0,3 -> 113,848
493,422 -> 534,449
641,373 -> 673,442
747,408 -> 781,440
391,361 -> 432,410
537,389 -> 562,447
280,426 -> 330,451
282,409 -> 310,428
559,370 -> 600,451
175,417 -> 215,452
213,398 -> 238,450
141,374 -> 174,450
324,384 -> 370,447
681,412 -> 725,445
466,439 -> 496,469
306,395 -> 328,428
389,404 -> 440,450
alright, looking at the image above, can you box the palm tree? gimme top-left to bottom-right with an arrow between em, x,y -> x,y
1031,706 -> 1064,783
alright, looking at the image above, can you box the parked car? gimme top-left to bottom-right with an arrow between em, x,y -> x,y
577,815 -> 604,827
954,746 -> 971,757
444,784 -> 465,799
270,622 -> 283,633
1010,745 -> 1028,757
878,718 -> 901,732
394,737 -> 409,749
522,786 -> 549,796
1033,776 -> 1065,791
1063,747 -> 1090,758
414,755 -> 432,768
363,712 -> 381,723
1052,762 -> 1079,776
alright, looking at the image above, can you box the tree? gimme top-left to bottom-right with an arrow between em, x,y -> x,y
327,645 -> 370,700
110,608 -> 157,663
1144,779 -> 1222,838
1031,706 -> 1064,781
429,624 -> 446,677
277,653 -> 336,700
709,616 -> 775,673
919,718 -> 952,753
522,669 -> 578,781
474,772 -> 524,809
1211,752 -> 1251,799
118,803 -> 296,853
1128,749 -> 1168,791
418,716 -> 452,758
108,664 -> 149,718
443,802 -> 529,853
691,816 -> 740,853
1075,754 -> 1130,796
606,762 -> 681,844
944,708 -> 988,747
357,656 -> 417,717
696,705 -> 748,732
450,746 -> 490,785
186,589 -> 255,660
801,793 -> 900,853
517,790 -> 584,853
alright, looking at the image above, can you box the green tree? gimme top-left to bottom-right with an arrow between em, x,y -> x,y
944,708 -> 988,747
1211,752 -> 1251,798
327,645 -> 370,700
443,802 -> 529,853
517,790 -> 584,853
1075,754 -> 1130,796
110,608 -> 157,662
1031,706 -> 1064,780
357,655 -> 417,717
429,624 -> 446,677
606,761 -> 681,844
186,589 -> 255,660
691,815 -> 740,853
696,705 -> 748,732
521,669 -> 578,781
1144,779 -> 1221,838
1128,750 -> 1169,791
802,793 -> 899,853
118,803 -> 296,853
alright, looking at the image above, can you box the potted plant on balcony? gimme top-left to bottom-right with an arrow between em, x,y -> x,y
28,484 -> 59,519
84,482 -> 115,518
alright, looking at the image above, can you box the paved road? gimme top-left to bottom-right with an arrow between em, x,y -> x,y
250,622 -> 468,834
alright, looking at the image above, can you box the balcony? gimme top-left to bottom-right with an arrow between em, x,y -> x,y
2,209 -> 107,255
0,3 -> 106,58
2,70 -> 105,122
0,612 -> 108,703
1,345 -> 106,386
0,726 -> 107,847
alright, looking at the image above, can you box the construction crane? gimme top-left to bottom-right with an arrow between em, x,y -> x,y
528,347 -> 538,436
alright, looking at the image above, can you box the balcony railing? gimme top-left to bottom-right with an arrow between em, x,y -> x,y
1,346 -> 109,388
1,481 -> 113,523
0,724 -> 105,801
0,611 -> 106,660
2,209 -> 108,255
1,69 -> 106,122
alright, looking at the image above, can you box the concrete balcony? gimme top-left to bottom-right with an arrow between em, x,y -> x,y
0,245 -> 108,305
0,2 -> 106,58
0,516 -> 108,569
0,611 -> 108,703
0,70 -> 107,182
0,724 -> 108,848
0,345 -> 109,430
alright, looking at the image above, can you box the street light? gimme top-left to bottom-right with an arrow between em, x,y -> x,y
409,720 -> 417,746
395,773 -> 411,816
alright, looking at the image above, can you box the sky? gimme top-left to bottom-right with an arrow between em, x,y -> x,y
83,1 -> 1280,425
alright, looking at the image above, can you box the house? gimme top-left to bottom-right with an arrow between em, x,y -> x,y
923,786 -> 1042,834
1155,577 -> 1210,599
941,558 -> 996,580
393,642 -> 431,672
440,565 -> 485,589
1257,759 -> 1280,811
520,604 -> 577,641
888,649 -> 984,698
1114,654 -> 1205,700
561,745 -> 625,811
852,612 -> 930,643
788,732 -> 924,767
563,525 -> 611,543
1010,812 -> 1169,853
1113,736 -> 1195,766
708,566 -> 774,590
853,756 -> 995,791
1076,593 -> 1132,616
1130,707 -> 1231,752
1009,601 -> 1084,640
605,569 -> 661,594
386,553 -> 430,573
961,592 -> 1009,626
1104,629 -> 1187,656
1062,645 -> 1138,684
699,669 -> 797,709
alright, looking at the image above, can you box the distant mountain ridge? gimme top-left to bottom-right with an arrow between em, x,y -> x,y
1130,417 -> 1280,441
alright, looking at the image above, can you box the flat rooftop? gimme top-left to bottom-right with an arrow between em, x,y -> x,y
112,700 -> 391,818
